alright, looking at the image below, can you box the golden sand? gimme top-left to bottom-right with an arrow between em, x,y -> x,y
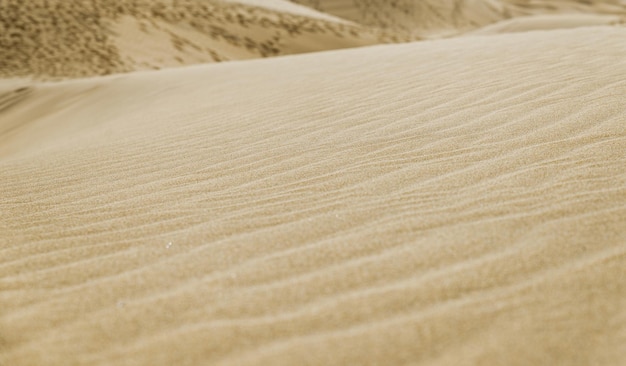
1,1 -> 626,365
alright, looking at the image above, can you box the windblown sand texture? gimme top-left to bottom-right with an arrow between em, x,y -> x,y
1,0 -> 626,365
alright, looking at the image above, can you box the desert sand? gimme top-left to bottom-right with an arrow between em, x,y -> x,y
1,1 -> 626,365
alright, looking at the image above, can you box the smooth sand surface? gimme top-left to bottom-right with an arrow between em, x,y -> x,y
2,1 -> 626,365
471,13 -> 625,34
290,0 -> 626,36
222,0 -> 351,22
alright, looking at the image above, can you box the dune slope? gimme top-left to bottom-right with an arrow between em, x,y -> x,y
3,0 -> 625,80
0,0 -> 383,79
1,26 -> 626,365
290,0 -> 508,35
471,13 -> 625,34
290,0 -> 626,36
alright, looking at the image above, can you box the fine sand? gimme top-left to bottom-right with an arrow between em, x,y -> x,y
1,1 -> 626,365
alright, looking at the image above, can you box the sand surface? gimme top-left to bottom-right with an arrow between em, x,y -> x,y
1,1 -> 626,365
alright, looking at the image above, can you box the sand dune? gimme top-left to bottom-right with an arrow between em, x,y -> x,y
3,0 -> 626,365
4,0 -> 626,80
290,0 -> 626,36
290,0 -> 508,36
471,13 -> 625,34
0,0 -> 385,79
2,21 -> 626,365
223,0 -> 351,22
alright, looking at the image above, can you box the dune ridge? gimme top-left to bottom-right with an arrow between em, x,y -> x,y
223,0 -> 351,22
1,24 -> 626,365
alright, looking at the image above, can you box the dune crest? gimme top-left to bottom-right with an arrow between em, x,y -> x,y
222,0 -> 351,22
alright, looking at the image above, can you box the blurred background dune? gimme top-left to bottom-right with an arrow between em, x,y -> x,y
1,0 -> 624,78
